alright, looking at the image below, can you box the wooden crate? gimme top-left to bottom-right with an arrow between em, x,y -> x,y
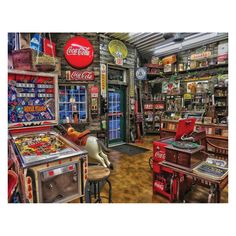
12,48 -> 61,76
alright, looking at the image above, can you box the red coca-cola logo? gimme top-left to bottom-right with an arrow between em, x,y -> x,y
64,36 -> 94,68
66,71 -> 95,81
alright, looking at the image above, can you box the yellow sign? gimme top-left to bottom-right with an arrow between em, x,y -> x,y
183,76 -> 212,82
129,69 -> 135,97
183,93 -> 192,100
101,64 -> 107,98
108,40 -> 128,59
190,51 -> 211,60
24,106 -> 47,112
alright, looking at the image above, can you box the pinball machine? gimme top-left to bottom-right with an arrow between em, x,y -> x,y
8,70 -> 88,203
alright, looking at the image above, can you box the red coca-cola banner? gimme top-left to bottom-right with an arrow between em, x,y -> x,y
66,71 -> 95,81
64,36 -> 94,68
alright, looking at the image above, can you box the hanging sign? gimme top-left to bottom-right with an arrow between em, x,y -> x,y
66,70 -> 95,81
135,67 -> 147,80
90,86 -> 99,98
162,55 -> 176,65
154,103 -> 165,109
108,40 -> 128,65
129,69 -> 135,97
162,81 -> 180,94
184,93 -> 192,100
190,51 -> 211,60
144,104 -> 153,109
90,85 -> 99,115
100,64 -> 107,98
64,36 -> 94,69
115,58 -> 124,66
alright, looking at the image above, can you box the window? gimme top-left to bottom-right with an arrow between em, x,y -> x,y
108,68 -> 126,82
108,91 -> 121,140
59,85 -> 87,123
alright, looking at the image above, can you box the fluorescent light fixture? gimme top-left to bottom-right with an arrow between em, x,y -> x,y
154,33 -> 227,56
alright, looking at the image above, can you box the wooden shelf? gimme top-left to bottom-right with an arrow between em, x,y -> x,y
144,63 -> 163,69
214,86 -> 228,90
161,128 -> 175,132
143,100 -> 165,103
161,119 -> 178,123
206,134 -> 228,140
145,130 -> 159,134
160,130 -> 228,140
147,73 -> 160,76
195,123 -> 227,127
161,119 -> 228,127
177,63 -> 228,73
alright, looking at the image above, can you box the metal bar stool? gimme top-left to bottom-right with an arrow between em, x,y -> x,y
87,165 -> 112,203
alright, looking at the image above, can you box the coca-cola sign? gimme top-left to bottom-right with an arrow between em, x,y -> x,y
64,36 -> 94,68
66,70 -> 95,81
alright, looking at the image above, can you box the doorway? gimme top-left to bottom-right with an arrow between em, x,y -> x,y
108,86 -> 126,145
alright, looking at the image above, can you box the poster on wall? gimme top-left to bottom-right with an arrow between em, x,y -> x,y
101,64 -> 107,98
162,81 -> 180,94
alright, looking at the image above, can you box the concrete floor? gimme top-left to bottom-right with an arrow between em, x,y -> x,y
72,135 -> 228,203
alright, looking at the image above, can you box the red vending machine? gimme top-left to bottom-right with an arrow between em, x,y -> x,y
8,70 -> 88,203
153,138 -> 179,201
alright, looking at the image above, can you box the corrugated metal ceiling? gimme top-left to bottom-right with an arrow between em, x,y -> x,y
103,32 -> 195,58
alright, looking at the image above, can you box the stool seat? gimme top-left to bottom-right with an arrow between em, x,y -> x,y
86,165 -> 112,203
88,166 -> 110,181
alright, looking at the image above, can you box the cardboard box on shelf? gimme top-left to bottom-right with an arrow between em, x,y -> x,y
204,117 -> 212,124
12,48 -> 61,75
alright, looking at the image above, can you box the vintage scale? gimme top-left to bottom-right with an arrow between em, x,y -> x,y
8,70 -> 88,203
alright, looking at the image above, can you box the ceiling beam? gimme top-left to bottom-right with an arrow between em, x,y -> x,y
137,38 -> 165,50
135,36 -> 164,48
127,33 -> 154,43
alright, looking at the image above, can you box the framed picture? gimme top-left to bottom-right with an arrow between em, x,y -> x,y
204,117 -> 212,124
162,81 -> 180,94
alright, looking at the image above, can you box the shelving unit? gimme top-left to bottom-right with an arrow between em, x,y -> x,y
214,86 -> 228,123
143,100 -> 165,134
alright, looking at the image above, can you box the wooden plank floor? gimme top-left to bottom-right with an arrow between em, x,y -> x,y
72,135 -> 228,203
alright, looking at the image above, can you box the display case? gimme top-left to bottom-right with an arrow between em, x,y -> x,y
59,84 -> 88,123
160,111 -> 228,141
